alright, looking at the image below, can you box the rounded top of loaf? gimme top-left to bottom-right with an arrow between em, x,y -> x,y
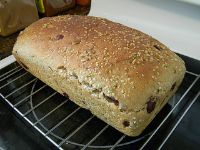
13,15 -> 185,112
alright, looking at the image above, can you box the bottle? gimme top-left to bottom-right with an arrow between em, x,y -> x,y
76,0 -> 91,6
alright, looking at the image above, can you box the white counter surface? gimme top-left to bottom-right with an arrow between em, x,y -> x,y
89,0 -> 200,60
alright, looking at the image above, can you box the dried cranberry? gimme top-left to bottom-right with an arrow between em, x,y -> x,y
55,34 -> 64,40
146,97 -> 156,113
171,82 -> 176,91
123,120 -> 130,127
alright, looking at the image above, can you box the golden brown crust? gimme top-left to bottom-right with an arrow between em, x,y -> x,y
13,15 -> 186,136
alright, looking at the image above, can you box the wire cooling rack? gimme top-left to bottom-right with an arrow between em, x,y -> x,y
0,60 -> 199,150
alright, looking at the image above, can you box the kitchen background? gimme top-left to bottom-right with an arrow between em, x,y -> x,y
0,0 -> 200,150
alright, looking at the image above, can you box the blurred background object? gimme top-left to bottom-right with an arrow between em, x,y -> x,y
76,0 -> 91,6
35,0 -> 75,17
0,0 -> 39,36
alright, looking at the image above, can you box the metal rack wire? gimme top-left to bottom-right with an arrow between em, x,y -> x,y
0,62 -> 199,150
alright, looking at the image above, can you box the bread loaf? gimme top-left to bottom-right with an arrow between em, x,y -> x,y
12,15 -> 186,136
